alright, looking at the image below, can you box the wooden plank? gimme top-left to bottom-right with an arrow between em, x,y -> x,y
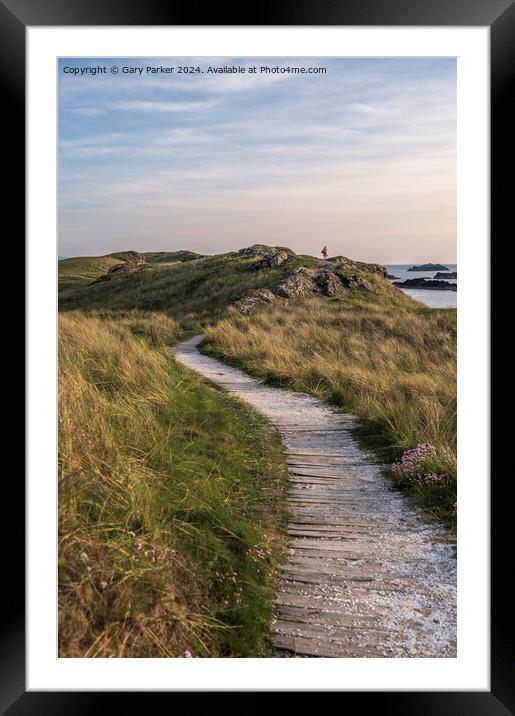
275,605 -> 388,629
271,619 -> 408,644
271,634 -> 392,659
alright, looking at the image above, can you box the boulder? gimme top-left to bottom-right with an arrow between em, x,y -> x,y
273,267 -> 320,298
273,266 -> 362,298
342,273 -> 372,291
237,244 -> 271,257
332,256 -> 388,277
238,244 -> 295,259
315,268 -> 350,295
233,288 -> 276,314
249,248 -> 292,271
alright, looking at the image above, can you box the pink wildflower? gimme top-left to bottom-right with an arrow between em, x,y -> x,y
416,472 -> 446,486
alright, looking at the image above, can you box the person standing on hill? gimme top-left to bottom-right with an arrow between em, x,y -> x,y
321,245 -> 329,259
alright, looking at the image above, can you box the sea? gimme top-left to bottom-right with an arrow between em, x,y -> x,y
384,264 -> 457,309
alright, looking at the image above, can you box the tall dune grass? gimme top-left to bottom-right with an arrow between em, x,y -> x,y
59,312 -> 288,657
205,297 -> 457,522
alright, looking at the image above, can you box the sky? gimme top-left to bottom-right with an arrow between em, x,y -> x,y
58,57 -> 456,262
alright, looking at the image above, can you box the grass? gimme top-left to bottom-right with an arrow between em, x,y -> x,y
204,293 -> 457,525
58,245 -> 457,660
59,250 -> 318,329
59,311 -> 289,657
143,250 -> 204,264
58,255 -> 125,292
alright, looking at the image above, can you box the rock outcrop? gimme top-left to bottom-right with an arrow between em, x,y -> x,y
249,248 -> 294,271
237,244 -> 271,257
315,268 -> 352,296
108,250 -> 146,265
274,267 -> 322,298
275,265 -> 373,299
233,288 -> 277,314
106,251 -> 147,274
238,244 -> 290,258
332,256 -> 388,278
94,252 -> 148,283
234,255 -> 382,313
107,262 -> 128,274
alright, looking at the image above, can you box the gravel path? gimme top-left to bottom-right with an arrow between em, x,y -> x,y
172,336 -> 457,658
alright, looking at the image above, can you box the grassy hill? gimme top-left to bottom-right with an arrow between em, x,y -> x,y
58,250 -> 204,293
144,250 -> 204,264
59,246 -> 407,328
58,243 -> 457,656
59,247 -> 315,327
58,255 -> 126,292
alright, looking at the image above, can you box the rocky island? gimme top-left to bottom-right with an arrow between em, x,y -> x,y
393,278 -> 457,291
434,271 -> 457,279
407,263 -> 450,272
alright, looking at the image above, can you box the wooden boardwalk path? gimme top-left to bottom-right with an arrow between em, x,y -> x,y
172,336 -> 457,658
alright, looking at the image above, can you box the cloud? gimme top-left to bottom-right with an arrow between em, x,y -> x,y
106,100 -> 216,112
58,57 -> 456,261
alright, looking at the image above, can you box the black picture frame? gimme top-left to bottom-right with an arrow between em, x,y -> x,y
8,0 -> 510,711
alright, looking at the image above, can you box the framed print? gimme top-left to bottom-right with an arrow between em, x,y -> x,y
7,0 -> 511,709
